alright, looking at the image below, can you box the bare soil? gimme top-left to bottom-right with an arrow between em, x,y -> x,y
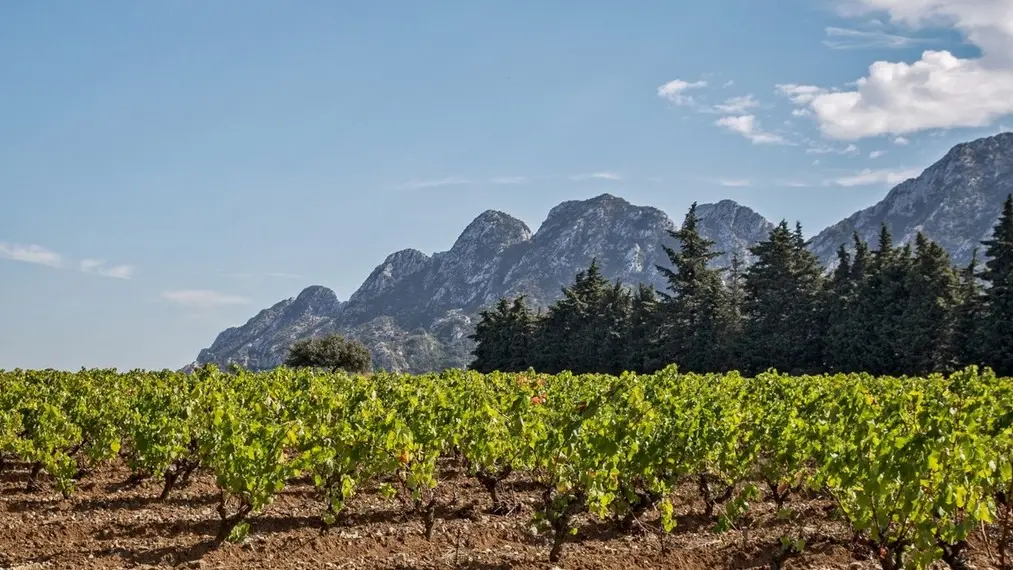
0,461 -> 984,569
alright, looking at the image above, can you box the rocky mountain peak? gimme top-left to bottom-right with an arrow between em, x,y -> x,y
348,249 -> 431,305
809,131 -> 1013,265
694,200 -> 776,265
450,210 -> 532,254
286,285 -> 344,320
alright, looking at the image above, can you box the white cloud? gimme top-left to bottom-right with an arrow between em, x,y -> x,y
786,1 -> 1013,139
822,25 -> 925,49
79,259 -> 135,279
162,290 -> 252,308
569,172 -> 622,181
712,95 -> 760,114
844,143 -> 860,155
657,79 -> 708,105
870,150 -> 889,158
829,167 -> 920,187
715,115 -> 788,144
723,80 -> 736,88
0,243 -> 63,268
893,136 -> 911,145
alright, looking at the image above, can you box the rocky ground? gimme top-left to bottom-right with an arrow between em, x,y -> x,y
0,460 -> 988,569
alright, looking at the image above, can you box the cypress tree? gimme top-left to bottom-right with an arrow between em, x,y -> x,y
901,233 -> 959,375
979,194 -> 1013,376
627,284 -> 662,373
535,259 -> 631,374
741,221 -> 824,374
845,225 -> 913,375
469,296 -> 537,373
823,243 -> 859,372
954,249 -> 984,368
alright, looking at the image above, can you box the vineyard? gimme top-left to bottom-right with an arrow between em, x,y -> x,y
1,366 -> 1013,569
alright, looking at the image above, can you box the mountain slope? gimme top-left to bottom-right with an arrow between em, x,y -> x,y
810,132 -> 1013,265
192,194 -> 773,373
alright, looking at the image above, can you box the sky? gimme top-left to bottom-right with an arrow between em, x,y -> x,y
2,0 -> 1012,370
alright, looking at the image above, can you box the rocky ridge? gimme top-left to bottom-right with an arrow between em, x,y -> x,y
193,133 -> 1013,374
193,194 -> 773,373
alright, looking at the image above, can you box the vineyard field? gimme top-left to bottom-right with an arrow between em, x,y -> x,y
1,365 -> 1012,569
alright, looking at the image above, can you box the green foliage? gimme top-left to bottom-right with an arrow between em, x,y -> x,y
1,365 -> 1013,568
980,194 -> 1013,376
741,221 -> 825,375
655,203 -> 737,372
285,333 -> 372,374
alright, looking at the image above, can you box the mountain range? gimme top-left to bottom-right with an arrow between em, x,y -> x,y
191,132 -> 1013,374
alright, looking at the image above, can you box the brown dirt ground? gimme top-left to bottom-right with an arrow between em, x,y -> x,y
0,460 -> 991,569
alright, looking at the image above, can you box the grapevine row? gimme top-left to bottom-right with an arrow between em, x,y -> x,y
1,365 -> 1012,568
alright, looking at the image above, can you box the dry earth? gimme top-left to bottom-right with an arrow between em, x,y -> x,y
0,460 -> 989,569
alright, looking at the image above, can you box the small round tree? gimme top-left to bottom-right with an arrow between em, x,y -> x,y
284,334 -> 372,373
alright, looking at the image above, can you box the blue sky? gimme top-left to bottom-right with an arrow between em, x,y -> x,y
2,0 -> 1012,370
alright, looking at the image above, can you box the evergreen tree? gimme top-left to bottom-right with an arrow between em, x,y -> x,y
626,284 -> 661,373
979,194 -> 1013,376
655,203 -> 734,372
724,253 -> 747,370
469,296 -> 538,373
535,259 -> 632,374
901,233 -> 959,375
954,249 -> 984,368
822,244 -> 858,372
741,221 -> 825,374
846,226 -> 911,374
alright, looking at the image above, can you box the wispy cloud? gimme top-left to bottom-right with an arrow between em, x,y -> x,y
569,171 -> 622,181
393,176 -> 472,191
893,137 -> 911,146
162,290 -> 252,308
393,175 -> 530,191
704,178 -> 752,187
829,168 -> 920,187
822,26 -> 926,50
712,95 -> 760,114
869,150 -> 888,159
715,115 -> 788,145
804,141 -> 859,155
0,242 -> 64,268
781,180 -> 811,188
657,79 -> 708,106
487,176 -> 529,185
79,259 -> 135,280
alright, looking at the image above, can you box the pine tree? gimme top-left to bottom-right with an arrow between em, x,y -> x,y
655,203 -> 734,372
979,194 -> 1013,375
900,233 -> 959,375
741,221 -> 825,374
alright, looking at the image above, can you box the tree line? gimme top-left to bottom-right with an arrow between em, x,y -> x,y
469,194 -> 1013,378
